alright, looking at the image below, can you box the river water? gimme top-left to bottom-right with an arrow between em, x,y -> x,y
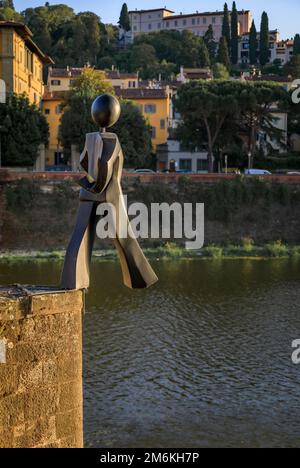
0,258 -> 300,448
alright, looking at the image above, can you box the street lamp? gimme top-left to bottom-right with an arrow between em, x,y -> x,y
248,150 -> 252,170
224,154 -> 228,174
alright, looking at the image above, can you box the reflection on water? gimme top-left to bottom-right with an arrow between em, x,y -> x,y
1,258 -> 300,448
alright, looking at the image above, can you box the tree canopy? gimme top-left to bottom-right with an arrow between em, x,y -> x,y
260,12 -> 270,66
60,69 -> 152,167
118,3 -> 130,32
230,1 -> 239,65
0,94 -> 49,167
174,80 -> 289,172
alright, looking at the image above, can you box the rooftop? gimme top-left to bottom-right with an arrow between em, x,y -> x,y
0,21 -> 54,64
116,88 -> 168,99
164,10 -> 250,20
129,8 -> 174,14
49,67 -> 138,80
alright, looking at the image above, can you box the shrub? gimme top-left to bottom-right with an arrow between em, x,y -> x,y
265,240 -> 289,257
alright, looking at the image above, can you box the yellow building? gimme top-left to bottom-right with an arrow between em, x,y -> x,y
116,87 -> 171,148
0,20 -> 53,105
43,67 -> 170,164
42,91 -> 68,165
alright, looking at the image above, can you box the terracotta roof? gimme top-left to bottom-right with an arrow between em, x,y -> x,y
49,68 -> 138,80
129,8 -> 174,14
43,91 -> 70,101
0,21 -> 54,64
105,70 -> 138,79
116,88 -> 168,99
49,68 -> 83,78
164,10 -> 250,20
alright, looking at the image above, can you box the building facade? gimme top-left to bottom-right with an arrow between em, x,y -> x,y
238,30 -> 294,65
157,139 -> 208,172
0,21 -> 53,105
115,87 -> 171,149
125,7 -> 252,43
43,68 -> 170,165
47,67 -> 139,93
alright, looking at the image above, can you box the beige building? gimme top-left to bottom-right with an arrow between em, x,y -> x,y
47,66 -> 139,93
125,7 -> 252,42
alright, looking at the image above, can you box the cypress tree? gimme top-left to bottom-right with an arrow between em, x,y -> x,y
204,25 -> 217,62
249,20 -> 258,64
222,2 -> 231,49
218,36 -> 231,70
294,34 -> 300,55
231,1 -> 238,64
260,11 -> 269,66
118,3 -> 131,32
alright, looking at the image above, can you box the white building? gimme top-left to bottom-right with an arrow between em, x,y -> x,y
238,30 -> 294,65
123,7 -> 252,43
157,139 -> 209,173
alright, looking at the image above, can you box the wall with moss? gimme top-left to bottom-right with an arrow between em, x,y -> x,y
1,177 -> 300,250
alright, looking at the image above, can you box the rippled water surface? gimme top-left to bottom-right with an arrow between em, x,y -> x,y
1,258 -> 300,448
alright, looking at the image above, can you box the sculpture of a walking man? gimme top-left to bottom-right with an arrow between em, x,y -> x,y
61,94 -> 158,290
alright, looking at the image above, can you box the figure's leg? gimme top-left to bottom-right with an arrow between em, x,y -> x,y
60,201 -> 97,290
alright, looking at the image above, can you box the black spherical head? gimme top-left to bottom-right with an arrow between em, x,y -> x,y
91,94 -> 121,129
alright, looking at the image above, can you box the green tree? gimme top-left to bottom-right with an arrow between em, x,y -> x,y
231,1 -> 238,65
0,94 -> 48,167
284,55 -> 300,78
294,34 -> 300,55
260,11 -> 269,66
118,3 -> 130,32
60,69 -> 151,167
222,2 -> 231,49
0,0 -> 14,8
213,62 -> 230,79
204,25 -> 217,62
175,81 -> 241,172
249,20 -> 258,64
218,36 -> 231,70
111,101 -> 152,168
129,44 -> 158,78
60,69 -> 115,150
0,5 -> 21,20
239,82 -> 289,165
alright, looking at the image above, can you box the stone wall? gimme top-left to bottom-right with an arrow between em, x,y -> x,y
0,286 -> 84,448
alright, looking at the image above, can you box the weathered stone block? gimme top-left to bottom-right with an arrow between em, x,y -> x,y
0,286 -> 84,448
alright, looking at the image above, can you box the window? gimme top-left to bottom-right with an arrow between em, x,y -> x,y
174,20 -> 178,26
183,19 -> 187,26
158,22 -> 161,29
160,119 -> 165,129
144,104 -> 157,114
179,159 -> 192,171
51,80 -> 61,86
151,127 -> 156,139
148,24 -> 152,30
192,18 -> 195,25
45,109 -> 50,115
56,105 -> 63,115
203,17 -> 207,25
197,159 -> 209,172
197,18 -> 200,24
212,17 -> 216,24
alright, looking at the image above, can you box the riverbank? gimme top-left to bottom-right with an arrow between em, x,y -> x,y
1,242 -> 300,263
